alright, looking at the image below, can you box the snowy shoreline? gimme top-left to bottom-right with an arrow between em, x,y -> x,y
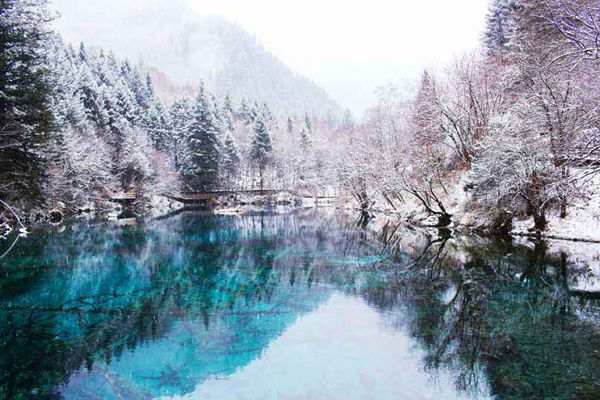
375,210 -> 600,245
343,170 -> 600,245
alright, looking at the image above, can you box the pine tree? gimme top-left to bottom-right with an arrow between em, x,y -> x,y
250,116 -> 272,190
78,42 -> 87,62
127,64 -> 149,113
223,94 -> 233,112
239,97 -> 251,123
484,0 -> 521,55
145,72 -> 155,98
304,113 -> 313,133
250,100 -> 261,123
262,102 -> 275,125
210,94 -> 224,134
300,113 -> 312,150
0,0 -> 54,204
182,84 -> 221,190
224,105 -> 235,133
100,84 -> 118,130
78,64 -> 109,126
169,96 -> 193,168
222,93 -> 235,132
47,35 -> 87,131
300,128 -> 311,150
145,96 -> 170,150
221,131 -> 240,187
94,50 -> 115,86
113,79 -> 137,124
412,70 -> 442,146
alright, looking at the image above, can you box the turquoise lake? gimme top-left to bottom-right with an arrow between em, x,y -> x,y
1,209 -> 600,399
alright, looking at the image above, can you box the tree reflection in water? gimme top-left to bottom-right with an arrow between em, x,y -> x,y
364,222 -> 600,399
0,209 -> 599,398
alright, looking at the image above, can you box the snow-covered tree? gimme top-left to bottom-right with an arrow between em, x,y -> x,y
484,0 -> 521,55
250,116 -> 272,190
78,58 -> 109,126
0,0 -> 54,205
470,112 -> 573,231
116,119 -> 154,191
145,96 -> 170,150
304,113 -> 313,133
44,125 -> 113,206
221,131 -> 240,188
239,97 -> 251,123
181,84 -> 221,190
222,93 -> 236,132
250,100 -> 261,123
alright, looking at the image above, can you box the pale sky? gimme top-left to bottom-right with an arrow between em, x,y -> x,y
52,0 -> 490,115
185,0 -> 490,115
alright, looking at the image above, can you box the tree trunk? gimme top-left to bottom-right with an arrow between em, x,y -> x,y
358,190 -> 369,215
437,213 -> 452,228
533,209 -> 547,231
560,197 -> 567,219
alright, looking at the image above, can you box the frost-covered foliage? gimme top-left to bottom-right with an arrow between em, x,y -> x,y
179,85 -> 221,191
470,113 -> 570,230
1,0 -> 350,216
0,0 -> 54,206
42,34 -> 181,209
44,125 -> 113,206
10,0 -> 600,229
162,79 -> 347,194
333,0 -> 600,232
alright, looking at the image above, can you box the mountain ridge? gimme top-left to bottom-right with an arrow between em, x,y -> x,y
51,0 -> 343,116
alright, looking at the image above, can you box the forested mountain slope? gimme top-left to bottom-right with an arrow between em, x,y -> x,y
0,0 -> 345,219
52,0 -> 342,117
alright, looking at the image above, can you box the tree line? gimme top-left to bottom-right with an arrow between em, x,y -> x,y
335,0 -> 600,233
7,0 -> 593,235
0,0 -> 347,217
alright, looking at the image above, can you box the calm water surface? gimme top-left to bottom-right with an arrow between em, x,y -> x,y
1,209 -> 600,399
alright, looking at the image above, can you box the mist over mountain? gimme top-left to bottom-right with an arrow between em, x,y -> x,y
51,0 -> 342,116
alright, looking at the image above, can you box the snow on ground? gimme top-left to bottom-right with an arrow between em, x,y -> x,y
348,168 -> 600,243
348,170 -> 600,294
348,172 -> 480,229
512,170 -> 600,242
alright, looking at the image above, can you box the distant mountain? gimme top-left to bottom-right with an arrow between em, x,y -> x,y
52,0 -> 342,116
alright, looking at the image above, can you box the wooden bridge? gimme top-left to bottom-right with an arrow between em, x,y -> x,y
110,190 -> 337,206
164,189 -> 301,204
110,192 -> 138,204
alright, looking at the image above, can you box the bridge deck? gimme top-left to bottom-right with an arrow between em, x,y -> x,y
172,190 -> 279,201
111,190 -> 337,203
110,192 -> 137,202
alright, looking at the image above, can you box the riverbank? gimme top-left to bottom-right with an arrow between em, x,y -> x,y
344,170 -> 600,244
360,209 -> 600,296
3,176 -> 600,246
